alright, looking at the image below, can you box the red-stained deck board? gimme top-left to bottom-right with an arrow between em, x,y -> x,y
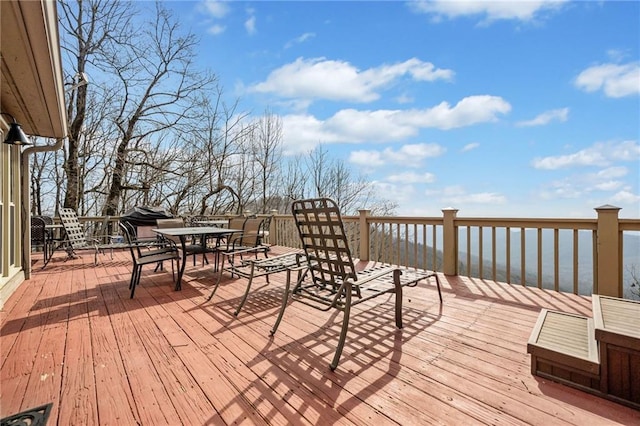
203,279 -> 479,425
260,296 -> 503,425
90,270 -> 141,425
118,269 -> 271,425
57,261 -> 99,426
2,248 -> 640,425
147,282 -> 322,425
99,282 -> 182,425
17,267 -> 68,423
173,275 -> 397,425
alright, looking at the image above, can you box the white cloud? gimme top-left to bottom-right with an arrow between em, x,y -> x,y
372,182 -> 418,207
349,151 -> 385,167
387,171 -> 436,184
594,181 -> 625,191
409,0 -> 567,23
462,142 -> 480,152
245,15 -> 256,35
244,7 -> 257,35
199,0 -> 230,18
395,93 -> 414,104
536,163 -> 635,205
207,24 -> 226,35
400,95 -> 512,130
284,33 -> 316,49
611,190 -> 640,204
249,57 -> 454,103
517,107 -> 569,127
197,0 -> 230,35
588,166 -> 628,180
539,180 -> 584,199
575,62 -> 640,98
326,109 -> 419,141
532,140 -> 640,169
429,185 -> 507,204
350,143 -> 445,168
281,114 -> 341,154
281,96 -> 510,153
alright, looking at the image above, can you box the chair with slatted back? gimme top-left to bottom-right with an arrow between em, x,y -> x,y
119,222 -> 179,298
30,217 -> 50,266
59,208 -> 123,264
270,197 -> 442,371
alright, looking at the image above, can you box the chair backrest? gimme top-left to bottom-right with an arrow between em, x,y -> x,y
59,207 -> 90,249
258,214 -> 273,243
119,221 -> 144,260
238,217 -> 264,247
156,218 -> 185,244
291,198 -> 357,290
35,215 -> 54,225
31,217 -> 46,246
187,215 -> 207,227
227,216 -> 246,231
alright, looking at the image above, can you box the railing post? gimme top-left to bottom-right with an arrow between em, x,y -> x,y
268,209 -> 278,244
359,209 -> 370,261
595,205 -> 622,297
442,208 -> 458,275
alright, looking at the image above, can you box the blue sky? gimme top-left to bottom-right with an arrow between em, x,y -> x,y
165,0 -> 639,218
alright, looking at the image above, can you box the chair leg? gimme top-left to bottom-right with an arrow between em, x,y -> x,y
130,265 -> 141,298
270,268 -> 296,335
433,273 -> 443,304
206,258 -> 226,302
330,285 -> 352,371
129,267 -> 137,290
234,262 -> 257,316
393,269 -> 403,329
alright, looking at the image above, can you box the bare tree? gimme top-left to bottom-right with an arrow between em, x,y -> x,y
29,147 -> 56,215
253,110 -> 283,213
102,3 -> 216,216
302,145 -> 376,214
58,0 -> 134,211
192,97 -> 251,215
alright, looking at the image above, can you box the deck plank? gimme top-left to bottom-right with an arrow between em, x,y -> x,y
57,260 -> 99,426
2,247 -> 640,425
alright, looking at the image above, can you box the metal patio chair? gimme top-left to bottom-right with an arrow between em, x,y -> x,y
59,208 -> 127,264
206,251 -> 307,316
207,217 -> 273,314
30,216 -> 50,266
119,222 -> 180,298
223,217 -> 271,262
270,197 -> 442,371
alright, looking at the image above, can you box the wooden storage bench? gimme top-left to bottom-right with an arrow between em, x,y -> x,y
593,295 -> 640,408
527,309 -> 600,392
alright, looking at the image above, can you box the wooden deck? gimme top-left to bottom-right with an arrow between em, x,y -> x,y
2,246 -> 639,425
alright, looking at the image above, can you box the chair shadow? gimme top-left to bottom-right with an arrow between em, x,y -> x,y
198,298 -> 442,424
1,258 -> 191,337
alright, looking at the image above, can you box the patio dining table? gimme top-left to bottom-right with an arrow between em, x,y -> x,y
152,226 -> 241,290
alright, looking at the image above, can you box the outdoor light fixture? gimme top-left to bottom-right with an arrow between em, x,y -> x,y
65,72 -> 89,92
1,112 -> 31,146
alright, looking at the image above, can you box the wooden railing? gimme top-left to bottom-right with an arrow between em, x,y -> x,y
270,205 -> 640,299
68,206 -> 639,299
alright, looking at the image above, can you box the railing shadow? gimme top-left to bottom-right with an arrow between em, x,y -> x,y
440,274 -> 593,316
